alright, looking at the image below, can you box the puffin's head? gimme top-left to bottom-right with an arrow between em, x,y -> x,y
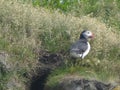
80,30 -> 94,39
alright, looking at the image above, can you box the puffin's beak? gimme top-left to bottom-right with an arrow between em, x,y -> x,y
89,34 -> 94,38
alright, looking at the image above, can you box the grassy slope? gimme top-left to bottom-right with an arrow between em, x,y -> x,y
0,0 -> 120,89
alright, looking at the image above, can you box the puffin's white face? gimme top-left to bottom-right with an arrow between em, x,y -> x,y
83,30 -> 94,39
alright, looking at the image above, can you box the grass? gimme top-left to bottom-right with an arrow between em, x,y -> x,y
46,60 -> 120,88
0,0 -> 120,89
28,0 -> 120,31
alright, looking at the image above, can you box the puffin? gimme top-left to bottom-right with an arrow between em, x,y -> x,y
70,30 -> 94,59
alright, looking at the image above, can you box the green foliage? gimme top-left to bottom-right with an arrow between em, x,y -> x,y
108,46 -> 120,61
46,65 -> 95,87
0,64 -> 9,90
30,0 -> 120,31
31,0 -> 100,15
46,59 -> 120,87
32,0 -> 77,12
78,0 -> 99,15
39,27 -> 71,52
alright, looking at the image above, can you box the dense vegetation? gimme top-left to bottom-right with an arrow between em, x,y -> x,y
0,0 -> 120,89
31,0 -> 120,30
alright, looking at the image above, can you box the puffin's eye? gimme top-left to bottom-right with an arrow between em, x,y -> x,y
87,32 -> 90,34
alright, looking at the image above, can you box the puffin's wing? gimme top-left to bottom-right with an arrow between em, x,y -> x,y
70,39 -> 88,54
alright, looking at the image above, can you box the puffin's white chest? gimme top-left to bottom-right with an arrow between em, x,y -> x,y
82,42 -> 90,59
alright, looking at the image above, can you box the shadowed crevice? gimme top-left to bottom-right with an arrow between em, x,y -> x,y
30,68 -> 51,90
30,52 -> 64,90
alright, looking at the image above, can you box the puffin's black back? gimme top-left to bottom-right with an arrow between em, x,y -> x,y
70,39 -> 88,55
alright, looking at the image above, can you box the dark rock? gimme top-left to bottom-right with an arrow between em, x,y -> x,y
45,78 -> 112,90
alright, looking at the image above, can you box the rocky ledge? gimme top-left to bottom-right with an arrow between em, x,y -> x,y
1,51 -> 120,90
30,51 -> 120,90
44,77 -> 120,90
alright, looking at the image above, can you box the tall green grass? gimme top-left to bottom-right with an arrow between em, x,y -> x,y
39,26 -> 71,52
